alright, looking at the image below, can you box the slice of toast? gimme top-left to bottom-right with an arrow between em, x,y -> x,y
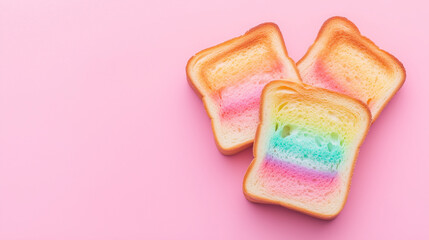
243,81 -> 371,219
297,17 -> 405,121
187,23 -> 301,155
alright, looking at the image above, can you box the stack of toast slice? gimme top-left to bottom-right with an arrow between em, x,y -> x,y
187,17 -> 405,219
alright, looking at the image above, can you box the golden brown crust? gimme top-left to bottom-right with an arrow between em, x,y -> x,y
187,23 -> 285,96
186,23 -> 301,155
297,16 -> 406,122
243,80 -> 371,220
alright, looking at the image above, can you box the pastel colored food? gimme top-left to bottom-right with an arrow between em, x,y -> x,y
297,17 -> 405,121
187,23 -> 300,155
243,81 -> 371,219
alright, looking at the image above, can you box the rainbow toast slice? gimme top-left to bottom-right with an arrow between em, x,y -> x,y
187,23 -> 300,155
243,81 -> 371,219
297,17 -> 405,121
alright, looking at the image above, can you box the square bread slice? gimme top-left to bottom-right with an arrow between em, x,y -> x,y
297,17 -> 405,121
243,81 -> 371,219
187,23 -> 301,155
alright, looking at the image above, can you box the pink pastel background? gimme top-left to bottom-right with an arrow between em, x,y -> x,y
1,0 -> 428,239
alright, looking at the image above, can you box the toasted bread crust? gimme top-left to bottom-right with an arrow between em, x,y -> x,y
243,81 -> 371,220
297,16 -> 405,122
186,23 -> 301,155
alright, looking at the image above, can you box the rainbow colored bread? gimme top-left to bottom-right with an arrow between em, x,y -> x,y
187,23 -> 300,155
243,81 -> 371,219
297,17 -> 405,121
